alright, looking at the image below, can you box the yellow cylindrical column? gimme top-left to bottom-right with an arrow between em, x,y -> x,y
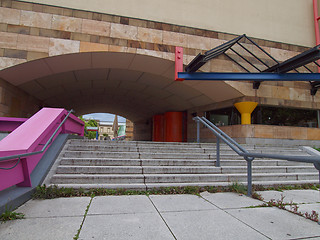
234,102 -> 258,125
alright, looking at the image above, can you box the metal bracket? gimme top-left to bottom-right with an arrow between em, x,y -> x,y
314,162 -> 320,171
253,81 -> 261,89
175,47 -> 184,81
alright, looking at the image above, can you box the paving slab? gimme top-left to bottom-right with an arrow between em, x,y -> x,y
257,189 -> 320,204
79,212 -> 175,240
149,194 -> 218,212
0,216 -> 82,240
200,192 -> 263,209
161,209 -> 268,240
16,197 -> 91,218
88,195 -> 156,215
227,207 -> 320,239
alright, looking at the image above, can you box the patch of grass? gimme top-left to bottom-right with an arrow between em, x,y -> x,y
245,203 -> 269,208
0,207 -> 25,223
33,184 -> 254,199
33,183 -> 319,201
228,182 -> 247,195
253,183 -> 319,192
32,185 -> 86,199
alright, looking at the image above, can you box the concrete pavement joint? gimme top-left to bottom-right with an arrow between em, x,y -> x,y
289,236 -> 320,240
73,196 -> 93,240
199,194 -> 272,239
147,195 -> 177,240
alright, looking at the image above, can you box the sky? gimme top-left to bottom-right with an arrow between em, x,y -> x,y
82,113 -> 126,123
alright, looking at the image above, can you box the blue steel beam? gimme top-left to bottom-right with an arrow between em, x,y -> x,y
177,72 -> 320,81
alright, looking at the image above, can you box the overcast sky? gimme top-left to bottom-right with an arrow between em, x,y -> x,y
82,113 -> 126,123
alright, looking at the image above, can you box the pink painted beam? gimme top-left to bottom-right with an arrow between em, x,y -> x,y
0,108 -> 84,191
0,117 -> 27,132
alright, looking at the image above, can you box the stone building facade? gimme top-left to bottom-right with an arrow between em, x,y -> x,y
0,0 -> 319,142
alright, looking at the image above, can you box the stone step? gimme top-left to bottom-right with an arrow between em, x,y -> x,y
60,158 -> 217,166
63,151 -> 214,159
51,179 -> 319,190
59,157 -> 313,168
51,172 -> 318,185
49,183 -> 147,190
56,165 -> 317,175
56,166 -> 143,174
143,173 -> 318,183
220,159 -> 312,166
67,140 -> 208,147
63,151 -> 140,159
68,140 -> 306,151
51,174 -> 144,184
145,179 -> 319,190
220,166 -> 317,174
66,145 -> 213,153
66,146 -> 308,156
59,157 -> 312,167
47,139 -> 318,189
60,158 -> 142,166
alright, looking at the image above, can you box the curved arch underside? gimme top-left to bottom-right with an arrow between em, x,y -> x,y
0,52 -> 243,122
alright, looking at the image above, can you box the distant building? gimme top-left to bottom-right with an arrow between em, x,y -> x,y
98,121 -> 126,140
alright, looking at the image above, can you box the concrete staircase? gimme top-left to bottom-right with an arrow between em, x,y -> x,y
45,139 -> 319,190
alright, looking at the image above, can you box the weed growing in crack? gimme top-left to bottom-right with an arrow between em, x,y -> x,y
228,182 -> 247,195
0,207 -> 25,223
73,196 -> 93,240
251,191 -> 264,201
33,183 -> 255,199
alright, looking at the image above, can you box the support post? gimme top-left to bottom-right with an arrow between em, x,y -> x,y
234,102 -> 258,125
317,110 -> 320,128
16,158 -> 32,187
196,120 -> 200,143
247,159 -> 253,197
175,47 -> 184,81
216,137 -> 220,167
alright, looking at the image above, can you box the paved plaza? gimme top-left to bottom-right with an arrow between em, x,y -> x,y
0,190 -> 320,240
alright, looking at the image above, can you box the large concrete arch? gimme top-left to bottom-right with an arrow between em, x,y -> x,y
0,51 -> 243,122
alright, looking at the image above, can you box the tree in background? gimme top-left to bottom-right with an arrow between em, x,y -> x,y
79,116 -> 98,139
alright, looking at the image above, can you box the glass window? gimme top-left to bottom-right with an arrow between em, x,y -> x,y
206,106 -> 318,128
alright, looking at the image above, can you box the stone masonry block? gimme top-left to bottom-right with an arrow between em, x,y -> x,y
82,19 -> 110,37
0,32 -> 18,48
17,34 -> 49,52
20,10 -> 52,29
110,23 -> 138,41
52,15 -> 82,32
0,6 -> 20,25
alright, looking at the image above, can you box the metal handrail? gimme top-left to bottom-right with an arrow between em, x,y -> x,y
194,116 -> 320,196
0,109 -> 74,170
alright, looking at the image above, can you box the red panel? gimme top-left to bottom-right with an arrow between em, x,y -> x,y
175,47 -> 184,81
152,114 -> 164,142
182,111 -> 188,142
165,112 -> 183,142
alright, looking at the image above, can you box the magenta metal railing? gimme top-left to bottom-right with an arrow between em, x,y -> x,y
0,108 -> 84,191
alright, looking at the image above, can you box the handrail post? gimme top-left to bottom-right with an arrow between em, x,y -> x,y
216,137 -> 220,167
247,159 -> 253,197
196,120 -> 200,143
